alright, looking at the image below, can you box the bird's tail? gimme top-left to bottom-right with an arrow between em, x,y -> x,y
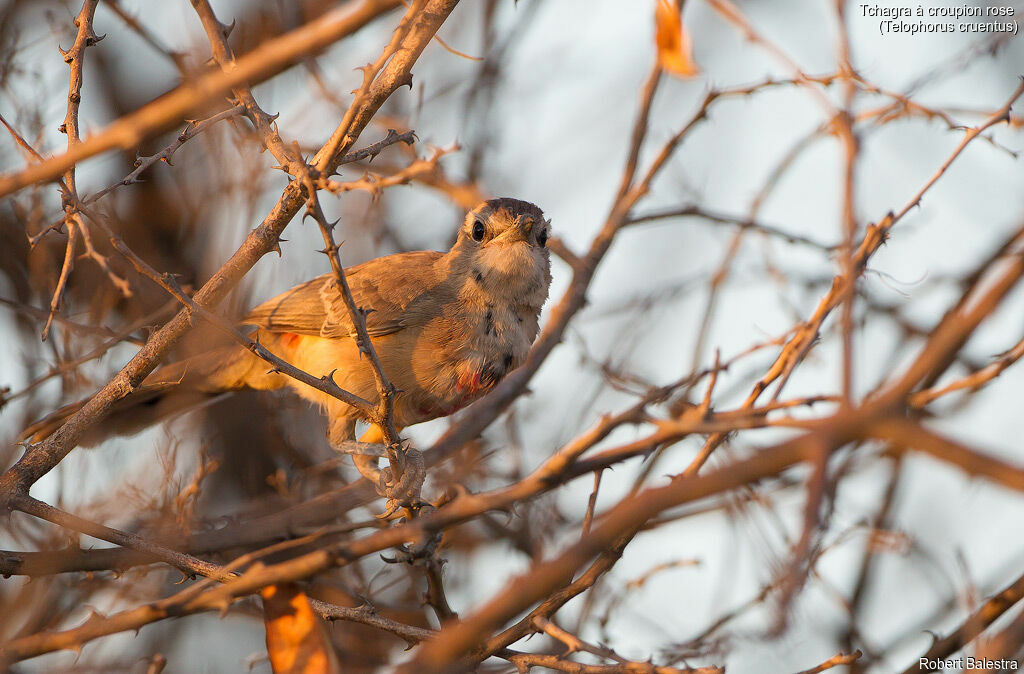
21,341 -> 283,446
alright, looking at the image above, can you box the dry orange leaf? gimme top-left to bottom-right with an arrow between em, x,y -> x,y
262,583 -> 341,674
655,0 -> 700,77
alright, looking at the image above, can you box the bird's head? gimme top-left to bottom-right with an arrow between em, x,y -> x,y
452,198 -> 552,306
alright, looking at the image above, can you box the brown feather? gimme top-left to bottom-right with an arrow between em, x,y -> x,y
22,199 -> 552,453
243,251 -> 445,338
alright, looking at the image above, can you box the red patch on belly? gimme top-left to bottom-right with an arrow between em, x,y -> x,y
281,332 -> 303,350
456,369 -> 484,395
412,366 -> 503,422
413,369 -> 492,421
418,401 -> 465,418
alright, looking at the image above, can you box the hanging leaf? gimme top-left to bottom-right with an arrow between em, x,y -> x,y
262,583 -> 341,674
655,0 -> 700,77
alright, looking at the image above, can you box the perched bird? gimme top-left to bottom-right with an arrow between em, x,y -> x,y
23,198 -> 552,497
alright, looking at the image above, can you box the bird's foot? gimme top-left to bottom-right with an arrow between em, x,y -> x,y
376,447 -> 426,520
339,438 -> 423,516
346,444 -> 425,519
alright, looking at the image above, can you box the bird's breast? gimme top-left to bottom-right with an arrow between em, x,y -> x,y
462,300 -> 536,379
403,299 -> 539,423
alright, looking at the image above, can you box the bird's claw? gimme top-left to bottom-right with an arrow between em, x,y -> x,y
376,447 -> 426,519
351,446 -> 425,519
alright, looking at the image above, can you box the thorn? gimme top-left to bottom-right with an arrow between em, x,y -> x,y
220,19 -> 236,38
58,44 -> 71,62
86,32 -> 106,46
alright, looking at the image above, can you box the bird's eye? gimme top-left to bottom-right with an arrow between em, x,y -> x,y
536,229 -> 548,247
472,220 -> 485,242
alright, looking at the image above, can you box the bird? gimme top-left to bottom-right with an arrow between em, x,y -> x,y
22,198 -> 552,501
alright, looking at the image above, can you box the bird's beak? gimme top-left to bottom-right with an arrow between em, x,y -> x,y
490,219 -> 533,244
508,218 -> 535,243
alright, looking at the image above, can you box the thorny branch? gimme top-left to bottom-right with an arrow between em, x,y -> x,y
1,1 -> 1024,672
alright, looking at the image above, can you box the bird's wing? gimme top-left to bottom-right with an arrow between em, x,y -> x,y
243,250 -> 444,339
